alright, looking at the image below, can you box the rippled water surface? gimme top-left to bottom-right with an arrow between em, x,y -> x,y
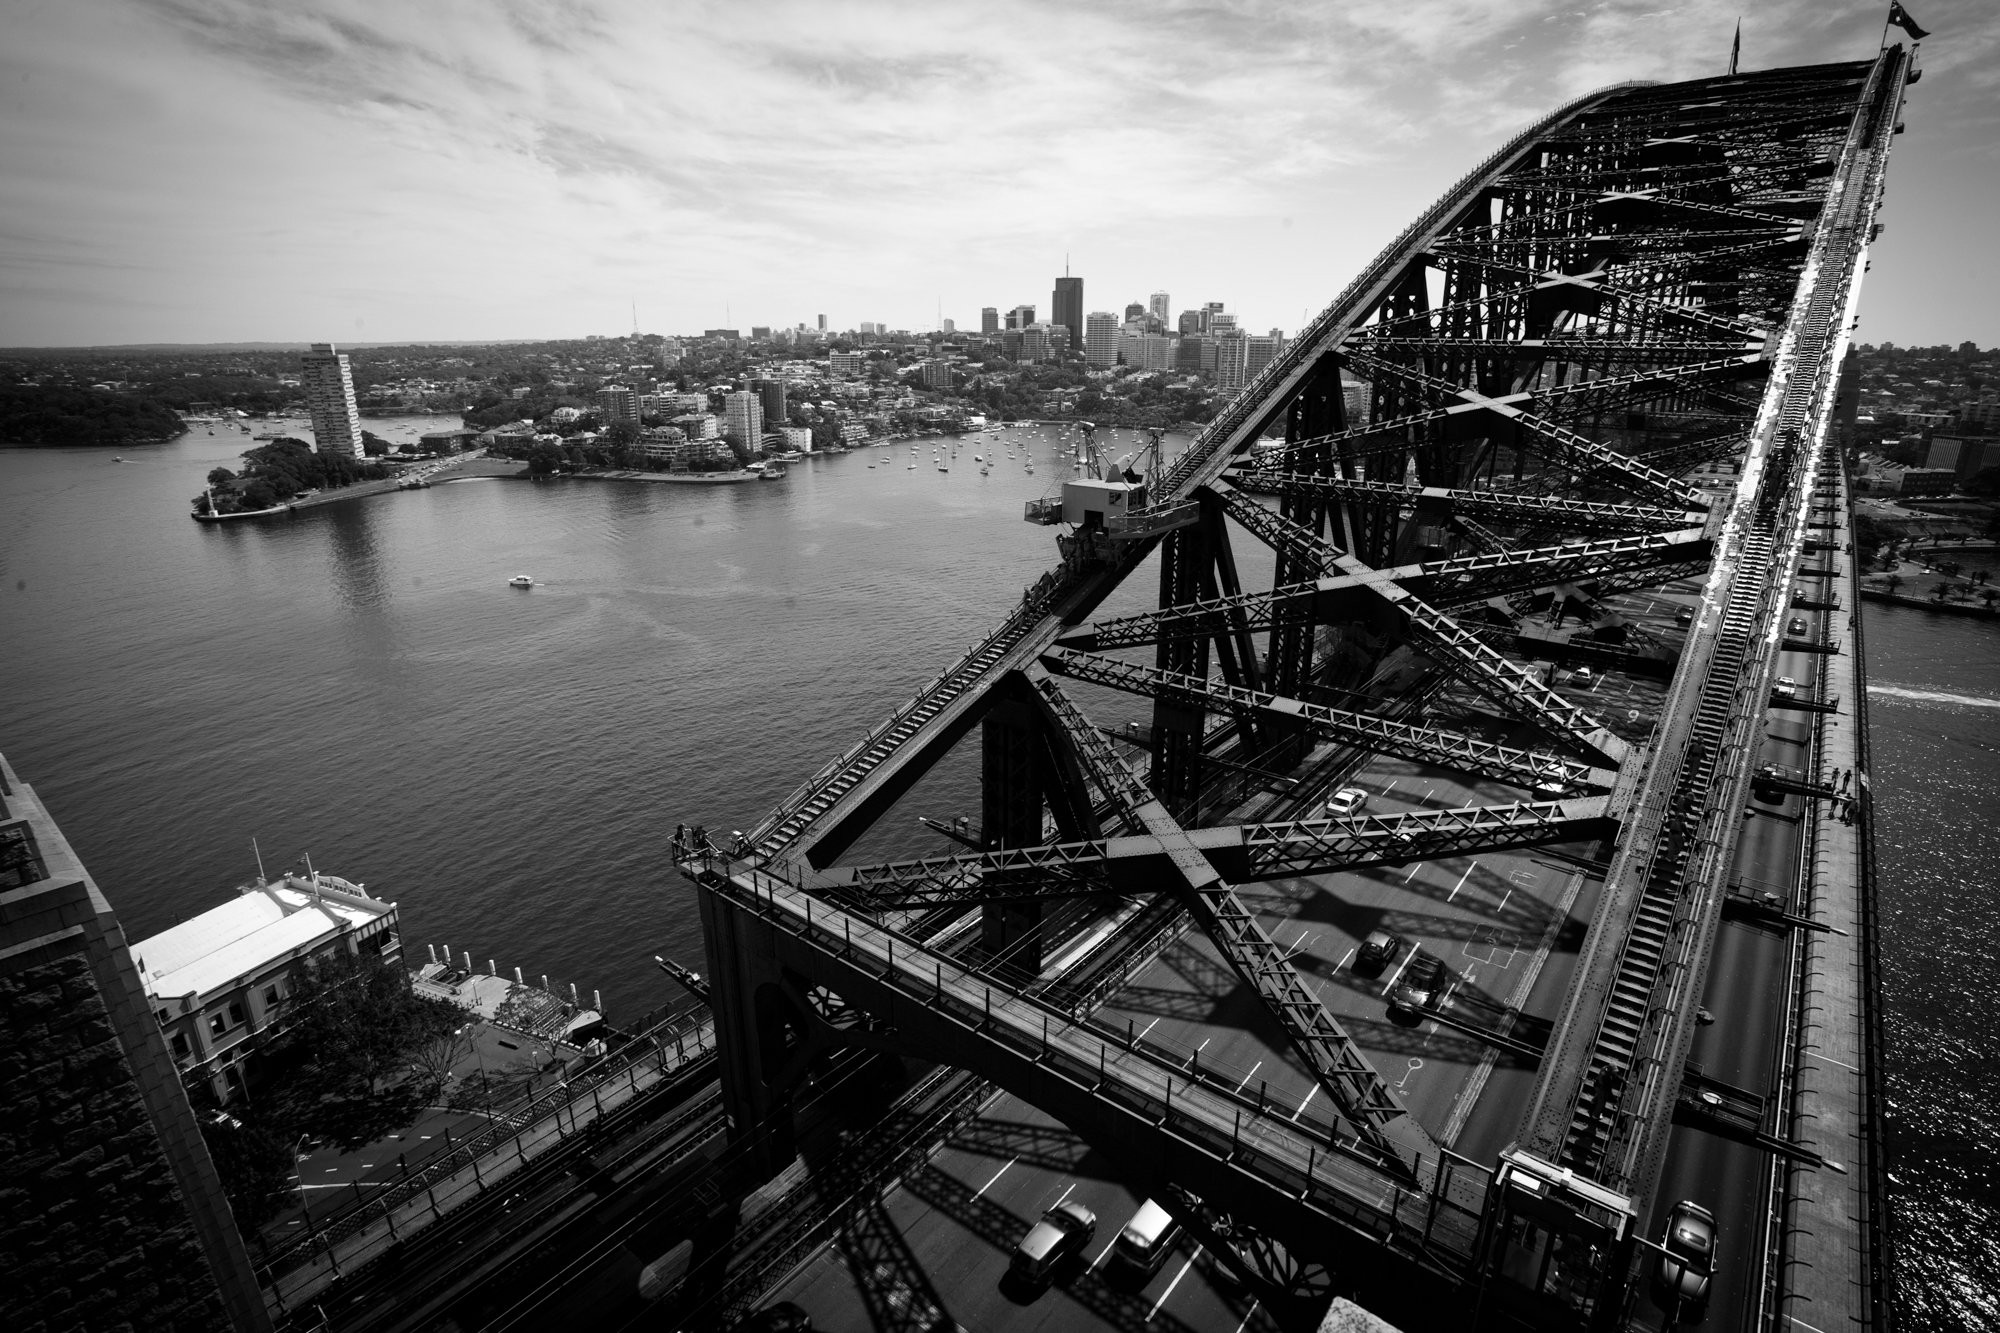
4,431 -> 1993,1323
0,422 -> 1173,1023
1862,602 -> 2000,1332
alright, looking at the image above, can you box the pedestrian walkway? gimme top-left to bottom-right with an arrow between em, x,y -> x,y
260,1015 -> 716,1318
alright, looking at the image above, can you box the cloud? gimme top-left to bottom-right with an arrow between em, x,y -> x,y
1,0 -> 1996,345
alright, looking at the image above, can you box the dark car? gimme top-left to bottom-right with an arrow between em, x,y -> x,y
1653,1199 -> 1717,1312
1011,1200 -> 1097,1284
1356,929 -> 1405,974
1388,953 -> 1451,1015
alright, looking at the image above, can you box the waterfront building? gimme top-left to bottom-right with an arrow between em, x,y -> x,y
981,307 -> 999,335
750,377 -> 787,430
0,750 -> 270,1332
1085,312 -> 1120,369
301,342 -> 364,459
725,390 -> 764,451
1150,291 -> 1171,327
1052,275 -> 1084,351
131,872 -> 401,1107
595,385 -> 640,424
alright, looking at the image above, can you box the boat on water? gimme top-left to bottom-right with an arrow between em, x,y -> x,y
509,574 -> 534,588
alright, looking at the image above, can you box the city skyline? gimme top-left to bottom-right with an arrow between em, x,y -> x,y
3,2 -> 1996,349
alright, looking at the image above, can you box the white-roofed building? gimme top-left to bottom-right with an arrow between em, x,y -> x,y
131,871 -> 400,1104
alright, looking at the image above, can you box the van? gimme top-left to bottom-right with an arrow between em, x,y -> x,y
1113,1199 -> 1182,1275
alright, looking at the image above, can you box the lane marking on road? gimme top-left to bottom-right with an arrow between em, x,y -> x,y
1291,1086 -> 1319,1121
1234,1060 -> 1264,1093
1148,1249 -> 1202,1321
1447,864 -> 1477,902
1383,948 -> 1419,994
974,1155 -> 1017,1200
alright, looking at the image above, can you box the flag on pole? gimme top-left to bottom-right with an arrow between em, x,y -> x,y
1887,2 -> 1930,40
1728,19 -> 1741,75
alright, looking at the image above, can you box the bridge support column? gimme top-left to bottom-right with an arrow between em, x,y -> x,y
697,879 -> 808,1180
980,693 -> 1048,973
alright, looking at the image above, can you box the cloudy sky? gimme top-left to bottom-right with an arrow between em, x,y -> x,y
2,0 -> 1993,348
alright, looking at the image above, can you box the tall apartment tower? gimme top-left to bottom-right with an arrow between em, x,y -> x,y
1052,274 -> 1084,351
301,342 -> 364,458
1149,291 -> 1171,327
724,389 -> 765,453
981,307 -> 999,335
0,751 -> 271,1332
1085,312 -> 1120,369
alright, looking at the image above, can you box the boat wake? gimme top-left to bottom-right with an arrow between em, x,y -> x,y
1867,684 -> 2000,710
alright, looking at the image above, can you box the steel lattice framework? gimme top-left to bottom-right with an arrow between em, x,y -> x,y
679,48 -> 1912,1333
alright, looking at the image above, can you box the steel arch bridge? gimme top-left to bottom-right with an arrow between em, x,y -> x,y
679,47 -> 1911,1333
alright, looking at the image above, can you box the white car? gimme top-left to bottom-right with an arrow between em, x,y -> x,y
1326,787 -> 1367,817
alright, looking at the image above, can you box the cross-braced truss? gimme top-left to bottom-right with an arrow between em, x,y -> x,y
685,48 -> 1910,1330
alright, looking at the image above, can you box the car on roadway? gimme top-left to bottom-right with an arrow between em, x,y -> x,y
1356,929 -> 1405,974
1388,953 -> 1452,1016
1652,1199 -> 1717,1312
1773,675 -> 1798,698
1788,616 -> 1808,635
1011,1200 -> 1097,1284
1325,786 -> 1367,817
1112,1198 -> 1183,1276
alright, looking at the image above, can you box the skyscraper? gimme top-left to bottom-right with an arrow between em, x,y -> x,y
301,342 -> 363,459
981,307 -> 999,335
0,751 -> 271,1333
1085,312 -> 1120,369
1052,274 -> 1084,352
724,389 -> 765,453
1149,291 -> 1171,327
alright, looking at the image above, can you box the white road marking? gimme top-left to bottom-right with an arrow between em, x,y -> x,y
1148,1250 -> 1202,1320
1447,864 -> 1477,902
1291,1086 -> 1319,1121
974,1155 -> 1017,1200
1234,1060 -> 1264,1093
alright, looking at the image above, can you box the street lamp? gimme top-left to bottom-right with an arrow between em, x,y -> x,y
456,1022 -> 494,1127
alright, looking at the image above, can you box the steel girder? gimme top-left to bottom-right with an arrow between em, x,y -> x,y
1038,647 -> 1604,793
820,799 -> 1614,909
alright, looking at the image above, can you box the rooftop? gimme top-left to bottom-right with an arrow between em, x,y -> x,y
132,873 -> 396,1005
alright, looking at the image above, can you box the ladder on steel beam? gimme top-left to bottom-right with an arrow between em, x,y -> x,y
1560,528 -> 1775,1171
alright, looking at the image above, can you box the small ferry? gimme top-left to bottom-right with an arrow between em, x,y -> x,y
509,574 -> 534,588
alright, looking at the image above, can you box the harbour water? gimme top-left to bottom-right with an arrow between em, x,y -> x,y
1,425 -> 1992,1321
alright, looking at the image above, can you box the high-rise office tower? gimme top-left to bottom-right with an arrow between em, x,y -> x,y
0,751 -> 271,1332
724,389 -> 765,452
1213,328 -> 1250,391
1052,274 -> 1084,351
749,377 -> 786,431
981,307 -> 1000,335
301,342 -> 363,459
1085,312 -> 1120,369
1149,291 -> 1171,327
